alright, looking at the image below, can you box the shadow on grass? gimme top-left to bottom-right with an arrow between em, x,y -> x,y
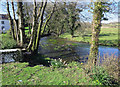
21,53 -> 51,67
83,33 -> 116,37
99,33 -> 116,36
99,39 -> 118,47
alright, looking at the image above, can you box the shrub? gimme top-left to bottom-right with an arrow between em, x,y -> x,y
89,66 -> 111,85
49,58 -> 67,68
1,33 -> 17,49
99,54 -> 119,81
83,53 -> 119,86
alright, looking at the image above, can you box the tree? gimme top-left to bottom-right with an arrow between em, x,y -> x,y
89,1 -> 114,66
66,2 -> 82,38
46,2 -> 67,36
6,1 -> 25,47
6,0 -> 15,40
17,2 -> 25,46
89,2 -> 103,66
27,0 -> 56,54
27,0 -> 38,53
11,1 -> 19,44
47,2 -> 85,37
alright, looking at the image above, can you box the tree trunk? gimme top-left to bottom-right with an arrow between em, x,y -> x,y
89,2 -> 103,66
27,0 -> 37,51
34,1 -> 47,54
71,28 -> 74,38
27,0 -> 37,53
60,24 -> 64,35
27,0 -> 55,55
28,23 -> 31,34
17,2 -> 25,47
12,1 -> 19,44
7,1 -> 15,40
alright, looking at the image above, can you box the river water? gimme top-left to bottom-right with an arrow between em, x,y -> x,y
38,37 -> 119,63
1,36 -> 119,63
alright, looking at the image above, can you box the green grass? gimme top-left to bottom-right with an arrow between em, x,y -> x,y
99,28 -> 118,46
2,62 -> 101,85
25,27 -> 29,29
0,33 -> 17,49
60,28 -> 118,47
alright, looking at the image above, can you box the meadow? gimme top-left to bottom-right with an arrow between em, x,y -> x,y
60,28 -> 118,47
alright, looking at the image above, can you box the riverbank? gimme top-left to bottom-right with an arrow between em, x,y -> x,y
2,58 -> 119,85
59,28 -> 118,47
2,38 -> 119,85
2,62 -> 101,85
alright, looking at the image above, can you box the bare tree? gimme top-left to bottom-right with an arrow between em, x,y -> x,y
27,0 -> 56,54
17,2 -> 25,46
11,1 -> 19,44
6,0 -> 15,40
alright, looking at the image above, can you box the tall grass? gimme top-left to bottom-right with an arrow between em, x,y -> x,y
97,53 -> 119,81
83,53 -> 119,85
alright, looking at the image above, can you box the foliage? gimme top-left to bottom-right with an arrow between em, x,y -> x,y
49,58 -> 67,68
47,2 -> 84,37
1,38 -> 17,49
83,53 -> 119,86
86,66 -> 119,86
89,66 -> 110,85
99,54 -> 119,81
1,32 -> 17,49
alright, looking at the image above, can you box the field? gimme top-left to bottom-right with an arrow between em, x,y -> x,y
60,28 -> 118,47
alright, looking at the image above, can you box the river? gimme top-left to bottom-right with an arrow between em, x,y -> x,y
1,36 -> 119,63
38,37 -> 119,63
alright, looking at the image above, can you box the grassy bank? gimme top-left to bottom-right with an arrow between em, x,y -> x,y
2,62 -> 101,85
0,33 -> 17,49
60,28 -> 118,47
2,57 -> 119,86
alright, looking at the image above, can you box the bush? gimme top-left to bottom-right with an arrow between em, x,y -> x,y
89,66 -> 111,85
1,33 -> 17,49
49,58 -> 67,68
100,54 -> 119,81
83,53 -> 119,86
